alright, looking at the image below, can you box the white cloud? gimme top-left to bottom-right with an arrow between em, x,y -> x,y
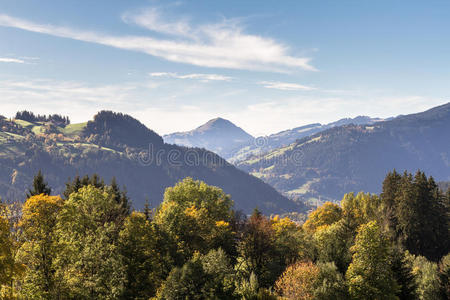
258,81 -> 316,91
0,12 -> 315,72
122,7 -> 193,38
149,72 -> 232,81
0,57 -> 25,63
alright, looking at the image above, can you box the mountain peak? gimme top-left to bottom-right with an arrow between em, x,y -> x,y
196,117 -> 241,132
164,117 -> 254,158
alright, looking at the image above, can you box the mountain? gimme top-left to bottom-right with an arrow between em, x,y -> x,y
164,118 -> 254,159
237,103 -> 450,204
229,116 -> 385,163
0,111 -> 304,214
439,181 -> 450,192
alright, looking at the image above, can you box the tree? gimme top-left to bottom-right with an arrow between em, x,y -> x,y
119,212 -> 175,299
275,261 -> 320,300
380,170 -> 402,237
26,170 -> 51,197
314,262 -> 349,300
200,248 -> 236,298
156,249 -> 236,299
346,221 -> 398,300
0,202 -> 24,298
17,194 -> 63,299
272,216 -> 314,268
394,171 -> 448,261
237,209 -> 278,288
439,253 -> 450,300
154,178 -> 235,260
54,185 -> 126,299
341,192 -> 381,230
64,175 -> 129,223
411,255 -> 441,300
303,202 -> 342,233
391,249 -> 418,300
314,220 -> 353,273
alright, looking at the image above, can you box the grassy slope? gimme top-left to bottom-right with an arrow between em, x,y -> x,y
60,122 -> 87,137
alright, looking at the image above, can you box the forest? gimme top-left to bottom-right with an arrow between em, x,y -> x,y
0,170 -> 449,300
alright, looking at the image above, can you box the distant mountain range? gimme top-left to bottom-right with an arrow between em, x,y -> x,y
0,111 -> 303,214
229,116 -> 386,163
164,115 -> 386,162
164,117 -> 254,159
237,103 -> 450,204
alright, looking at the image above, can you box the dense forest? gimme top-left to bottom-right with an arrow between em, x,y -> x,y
0,169 -> 448,299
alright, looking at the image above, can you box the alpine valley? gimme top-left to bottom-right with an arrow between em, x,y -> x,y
165,103 -> 450,205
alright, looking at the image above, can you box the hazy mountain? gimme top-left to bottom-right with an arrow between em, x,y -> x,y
229,116 -> 385,163
0,111 -> 304,214
164,117 -> 254,159
439,181 -> 450,192
237,103 -> 450,204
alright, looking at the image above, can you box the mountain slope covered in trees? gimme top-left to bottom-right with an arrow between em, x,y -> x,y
229,116 -> 386,163
237,103 -> 450,203
0,111 -> 301,214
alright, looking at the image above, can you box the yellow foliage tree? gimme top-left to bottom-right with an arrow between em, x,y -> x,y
275,261 -> 320,300
0,202 -> 24,299
303,202 -> 342,233
17,194 -> 64,298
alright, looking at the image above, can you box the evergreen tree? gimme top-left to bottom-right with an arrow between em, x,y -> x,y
382,170 -> 449,261
26,170 -> 51,198
380,170 -> 402,236
391,248 -> 418,300
110,177 -> 130,218
63,175 -> 82,199
144,197 -> 152,221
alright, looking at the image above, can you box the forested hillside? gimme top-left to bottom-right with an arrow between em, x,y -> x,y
238,103 -> 450,204
0,111 -> 302,214
229,116 -> 385,163
0,170 -> 448,299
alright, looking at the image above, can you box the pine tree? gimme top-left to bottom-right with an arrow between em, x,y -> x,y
386,170 -> 448,261
26,170 -> 51,198
144,197 -> 152,221
110,177 -> 130,219
381,169 -> 402,238
391,248 -> 418,300
63,175 -> 82,199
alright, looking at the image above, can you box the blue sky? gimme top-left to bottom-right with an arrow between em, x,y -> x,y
0,0 -> 449,135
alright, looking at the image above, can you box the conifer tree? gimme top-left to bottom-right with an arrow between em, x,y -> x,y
26,170 -> 51,198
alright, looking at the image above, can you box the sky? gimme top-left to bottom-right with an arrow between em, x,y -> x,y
0,0 -> 449,136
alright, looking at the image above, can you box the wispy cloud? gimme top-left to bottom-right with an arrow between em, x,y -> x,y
0,11 -> 315,72
149,72 -> 232,82
0,57 -> 25,63
0,79 -> 142,108
258,81 -> 316,91
122,7 -> 193,38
